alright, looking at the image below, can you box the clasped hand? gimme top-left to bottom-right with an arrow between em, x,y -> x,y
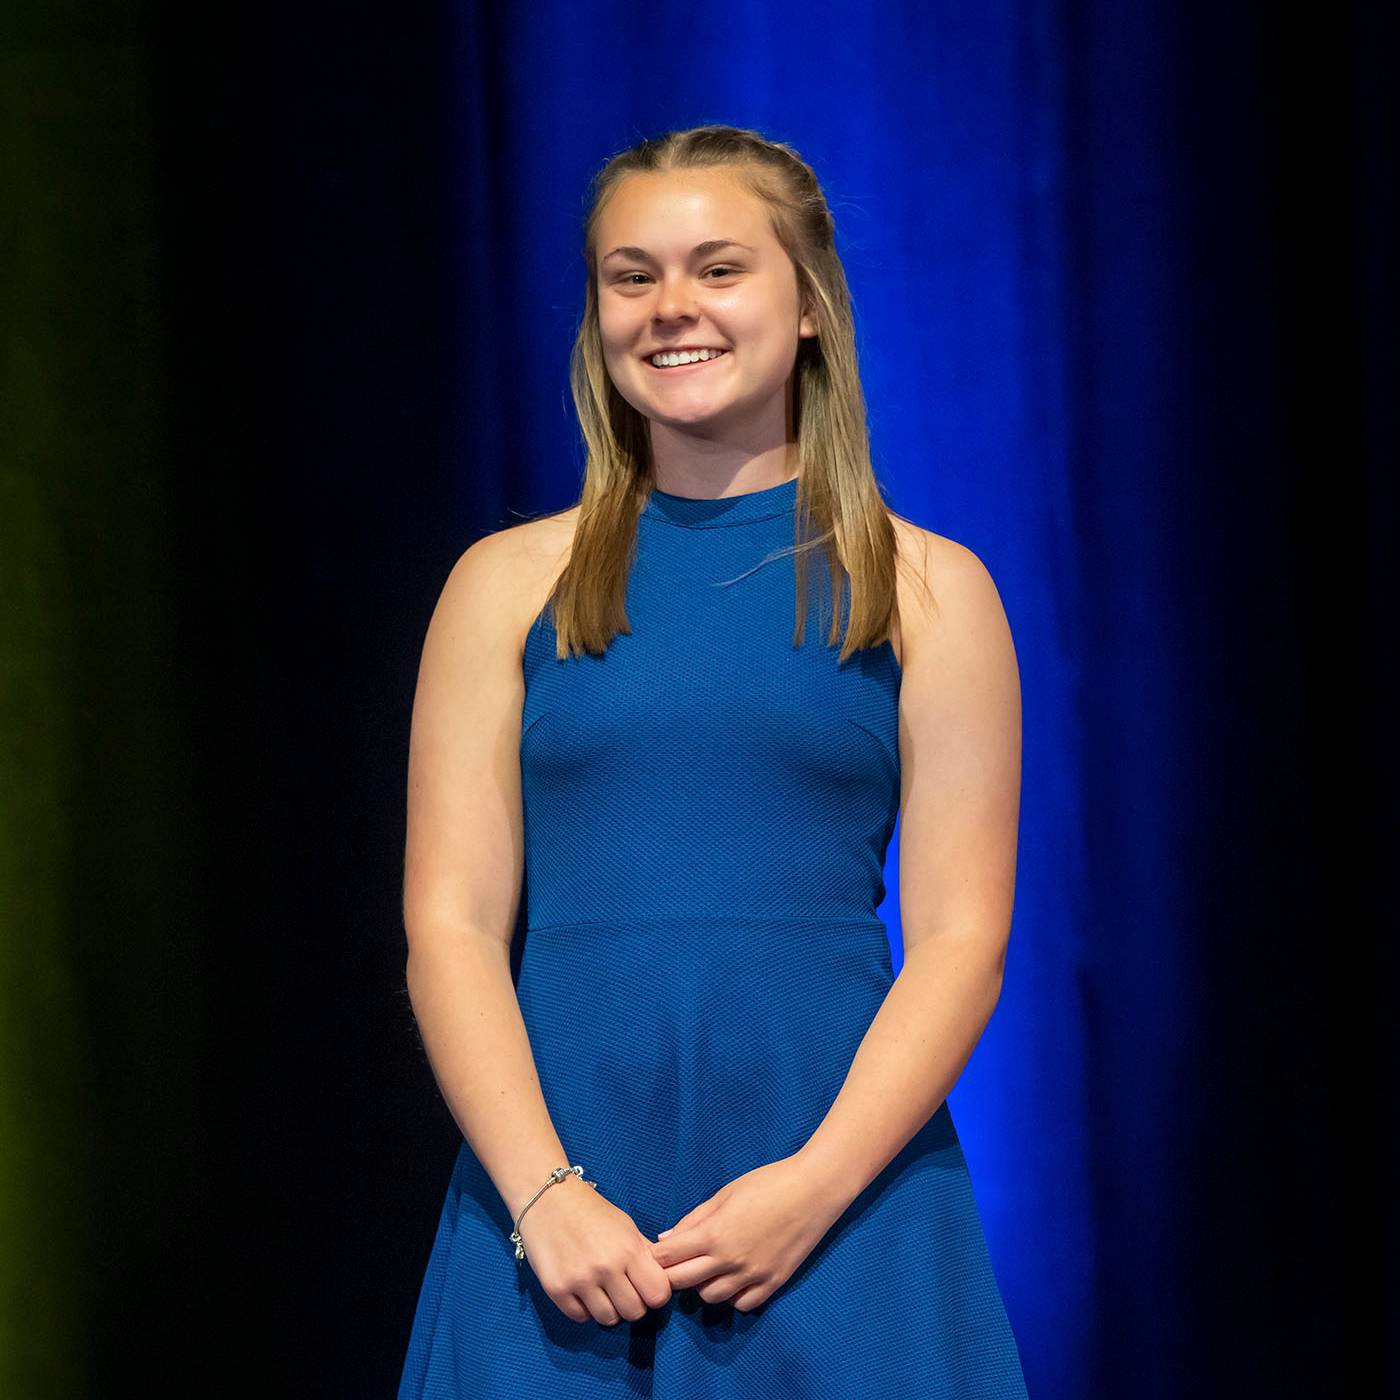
647,1154 -> 844,1312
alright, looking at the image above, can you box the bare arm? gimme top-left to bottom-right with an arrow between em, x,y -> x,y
402,526 -> 584,1222
795,534 -> 1023,1212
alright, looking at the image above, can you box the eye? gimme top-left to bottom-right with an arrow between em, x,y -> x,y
612,266 -> 740,286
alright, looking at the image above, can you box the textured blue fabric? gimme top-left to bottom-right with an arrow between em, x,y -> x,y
398,475 -> 1028,1397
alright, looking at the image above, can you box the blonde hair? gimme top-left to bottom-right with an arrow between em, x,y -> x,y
546,122 -> 920,663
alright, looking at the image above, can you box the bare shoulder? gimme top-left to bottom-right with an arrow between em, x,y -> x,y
434,503 -> 580,664
884,509 -> 1015,677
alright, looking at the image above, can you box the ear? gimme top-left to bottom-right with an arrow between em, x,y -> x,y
799,306 -> 819,339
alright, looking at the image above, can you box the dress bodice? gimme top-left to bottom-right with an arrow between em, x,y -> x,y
519,475 -> 902,931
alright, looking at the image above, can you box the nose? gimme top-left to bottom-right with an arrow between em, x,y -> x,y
652,272 -> 698,325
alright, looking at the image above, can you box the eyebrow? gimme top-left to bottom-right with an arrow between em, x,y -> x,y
600,238 -> 756,265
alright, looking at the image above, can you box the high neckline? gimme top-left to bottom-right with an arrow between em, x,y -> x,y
640,474 -> 799,529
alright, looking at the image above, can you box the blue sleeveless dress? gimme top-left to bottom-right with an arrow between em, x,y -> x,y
398,474 -> 1028,1398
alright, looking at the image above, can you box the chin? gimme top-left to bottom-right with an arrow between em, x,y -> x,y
654,396 -> 736,425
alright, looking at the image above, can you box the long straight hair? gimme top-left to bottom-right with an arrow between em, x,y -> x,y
546,123 -> 923,663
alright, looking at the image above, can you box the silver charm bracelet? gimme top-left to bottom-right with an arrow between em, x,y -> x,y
510,1164 -> 599,1264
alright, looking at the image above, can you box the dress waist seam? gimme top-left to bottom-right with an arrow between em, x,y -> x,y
525,914 -> 890,934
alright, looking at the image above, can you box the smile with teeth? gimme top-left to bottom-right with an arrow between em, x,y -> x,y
648,347 -> 730,369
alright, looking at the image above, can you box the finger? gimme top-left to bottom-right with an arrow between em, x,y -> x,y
663,1196 -> 722,1237
696,1272 -> 747,1305
606,1274 -> 649,1323
652,1228 -> 713,1264
628,1255 -> 672,1311
659,1254 -> 725,1290
578,1282 -> 621,1327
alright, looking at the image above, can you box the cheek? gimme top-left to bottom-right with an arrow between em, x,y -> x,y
597,326 -> 636,377
742,334 -> 799,386
730,304 -> 793,358
596,296 -> 633,344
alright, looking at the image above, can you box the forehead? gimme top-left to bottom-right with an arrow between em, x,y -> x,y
596,169 -> 767,248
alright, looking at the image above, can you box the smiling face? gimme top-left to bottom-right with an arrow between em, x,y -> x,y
594,167 -> 818,442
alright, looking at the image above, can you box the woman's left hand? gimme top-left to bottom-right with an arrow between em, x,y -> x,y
648,1155 -> 847,1311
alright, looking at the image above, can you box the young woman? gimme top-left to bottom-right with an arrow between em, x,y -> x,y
398,124 -> 1028,1398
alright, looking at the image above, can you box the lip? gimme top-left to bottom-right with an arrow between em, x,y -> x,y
641,349 -> 732,375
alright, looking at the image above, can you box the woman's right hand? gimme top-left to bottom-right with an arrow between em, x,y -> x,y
517,1175 -> 673,1325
